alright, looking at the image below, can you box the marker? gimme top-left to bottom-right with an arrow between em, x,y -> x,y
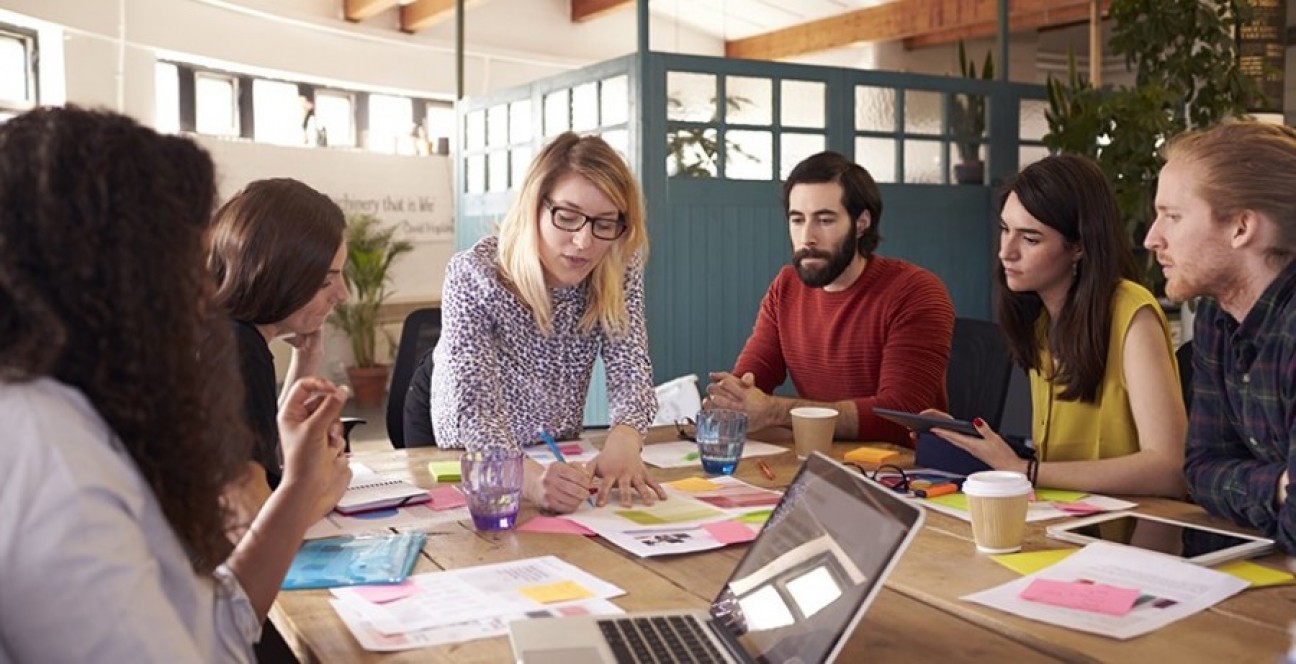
757,460 -> 776,481
539,428 -> 595,507
914,483 -> 958,499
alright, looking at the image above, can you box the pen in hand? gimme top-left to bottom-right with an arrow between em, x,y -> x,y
539,428 -> 595,507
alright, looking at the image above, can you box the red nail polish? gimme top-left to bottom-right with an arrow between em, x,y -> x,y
973,418 -> 986,428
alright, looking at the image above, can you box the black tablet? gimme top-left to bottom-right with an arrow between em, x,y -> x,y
872,407 -> 981,437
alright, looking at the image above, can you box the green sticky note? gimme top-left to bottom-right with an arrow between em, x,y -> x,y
737,509 -> 772,525
926,492 -> 969,511
427,460 -> 461,482
1034,488 -> 1087,503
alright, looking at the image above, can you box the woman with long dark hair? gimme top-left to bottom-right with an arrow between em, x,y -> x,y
929,155 -> 1185,496
0,107 -> 350,661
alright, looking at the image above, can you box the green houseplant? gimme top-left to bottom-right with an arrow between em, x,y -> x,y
949,41 -> 993,184
329,213 -> 414,406
1043,0 -> 1258,292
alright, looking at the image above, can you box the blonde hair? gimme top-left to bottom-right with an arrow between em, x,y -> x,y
497,132 -> 648,336
1162,120 -> 1296,265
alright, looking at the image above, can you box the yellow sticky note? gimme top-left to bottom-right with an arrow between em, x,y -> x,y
427,460 -> 461,482
990,548 -> 1078,575
844,447 -> 899,465
666,477 -> 724,492
518,580 -> 595,604
926,492 -> 970,511
1214,560 -> 1296,588
1033,488 -> 1088,503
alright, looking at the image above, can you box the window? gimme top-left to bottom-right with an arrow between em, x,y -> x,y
368,93 -> 413,154
0,27 -> 37,120
425,102 -> 454,154
154,62 -> 180,133
314,90 -> 355,147
254,79 -> 305,146
195,72 -> 238,136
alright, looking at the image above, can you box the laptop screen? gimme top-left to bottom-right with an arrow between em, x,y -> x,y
708,454 -> 923,663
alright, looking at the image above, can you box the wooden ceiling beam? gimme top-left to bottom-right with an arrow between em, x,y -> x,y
902,1 -> 1108,50
401,0 -> 491,33
343,0 -> 398,22
571,0 -> 633,23
726,0 -> 1102,61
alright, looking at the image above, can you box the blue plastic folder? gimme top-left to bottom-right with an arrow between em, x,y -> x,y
282,532 -> 426,590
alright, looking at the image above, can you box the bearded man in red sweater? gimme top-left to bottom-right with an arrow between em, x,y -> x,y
706,151 -> 955,446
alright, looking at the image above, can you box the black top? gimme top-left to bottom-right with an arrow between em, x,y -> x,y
401,348 -> 436,447
232,318 -> 282,488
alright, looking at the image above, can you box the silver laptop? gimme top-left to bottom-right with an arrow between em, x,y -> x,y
509,452 -> 925,664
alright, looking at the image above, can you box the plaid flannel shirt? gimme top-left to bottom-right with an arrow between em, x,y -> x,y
1184,260 -> 1296,553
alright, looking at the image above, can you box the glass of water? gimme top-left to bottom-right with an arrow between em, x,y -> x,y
694,409 -> 748,475
460,448 -> 524,531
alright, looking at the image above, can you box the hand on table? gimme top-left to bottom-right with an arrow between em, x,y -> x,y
526,459 -> 594,514
587,428 -> 666,508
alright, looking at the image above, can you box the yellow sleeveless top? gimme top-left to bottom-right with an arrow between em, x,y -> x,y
1029,280 -> 1176,462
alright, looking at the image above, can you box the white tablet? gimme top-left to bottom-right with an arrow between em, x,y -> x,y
1046,511 -> 1274,566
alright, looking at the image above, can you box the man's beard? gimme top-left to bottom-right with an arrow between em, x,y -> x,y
793,223 -> 858,288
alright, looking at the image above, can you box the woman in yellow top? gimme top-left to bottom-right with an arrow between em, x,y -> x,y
930,155 -> 1186,497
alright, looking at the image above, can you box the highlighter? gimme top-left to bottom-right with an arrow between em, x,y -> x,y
914,483 -> 958,499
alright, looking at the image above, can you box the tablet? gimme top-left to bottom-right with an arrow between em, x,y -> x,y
872,407 -> 981,437
1046,511 -> 1274,566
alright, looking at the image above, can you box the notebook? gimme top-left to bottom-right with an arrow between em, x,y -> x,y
508,453 -> 925,664
282,532 -> 425,590
335,463 -> 432,514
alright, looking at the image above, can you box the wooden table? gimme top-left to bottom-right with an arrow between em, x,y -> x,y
271,431 -> 1296,663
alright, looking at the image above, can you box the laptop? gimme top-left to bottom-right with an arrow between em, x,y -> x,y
508,452 -> 925,664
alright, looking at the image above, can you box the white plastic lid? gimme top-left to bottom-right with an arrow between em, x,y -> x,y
961,470 -> 1032,497
790,407 -> 838,419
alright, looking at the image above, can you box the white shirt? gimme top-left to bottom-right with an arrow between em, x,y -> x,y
0,378 -> 259,663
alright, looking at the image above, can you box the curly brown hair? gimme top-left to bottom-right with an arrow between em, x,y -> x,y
0,106 -> 250,574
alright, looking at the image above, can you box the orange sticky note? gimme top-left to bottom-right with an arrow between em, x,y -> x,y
844,447 -> 899,465
1019,578 -> 1140,616
518,580 -> 595,604
667,477 -> 724,492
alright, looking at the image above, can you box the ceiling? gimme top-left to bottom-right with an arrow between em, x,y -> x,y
342,0 -> 1104,60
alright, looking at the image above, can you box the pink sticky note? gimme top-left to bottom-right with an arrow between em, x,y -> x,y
427,485 -> 467,511
558,443 -> 583,456
517,516 -> 597,536
1019,578 -> 1141,616
702,520 -> 757,545
1056,501 -> 1106,515
353,580 -> 420,604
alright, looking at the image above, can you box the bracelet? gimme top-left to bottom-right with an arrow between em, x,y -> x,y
1026,458 -> 1040,486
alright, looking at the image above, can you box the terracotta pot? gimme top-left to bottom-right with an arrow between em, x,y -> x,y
954,159 -> 985,185
346,364 -> 390,408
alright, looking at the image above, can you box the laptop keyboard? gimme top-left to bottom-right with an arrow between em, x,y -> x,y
596,615 -> 727,664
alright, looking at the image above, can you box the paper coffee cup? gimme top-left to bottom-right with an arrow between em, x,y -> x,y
962,471 -> 1032,554
790,407 -> 838,459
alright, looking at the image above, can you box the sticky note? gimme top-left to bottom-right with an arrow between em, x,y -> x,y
703,520 -> 757,544
1033,488 -> 1088,503
518,580 -> 595,604
737,509 -> 772,525
926,492 -> 970,511
353,580 -> 420,604
1215,560 -> 1296,588
1054,501 -> 1107,515
991,549 -> 1077,576
558,443 -> 583,456
666,477 -> 724,492
517,516 -> 597,536
844,447 -> 899,465
1019,578 -> 1141,616
427,485 -> 467,511
427,460 -> 461,482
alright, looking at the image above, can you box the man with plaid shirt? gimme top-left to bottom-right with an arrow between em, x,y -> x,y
1144,121 -> 1296,553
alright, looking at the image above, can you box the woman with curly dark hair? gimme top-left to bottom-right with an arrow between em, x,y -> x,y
0,106 -> 351,661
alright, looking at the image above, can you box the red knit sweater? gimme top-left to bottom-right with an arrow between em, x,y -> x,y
734,257 -> 954,446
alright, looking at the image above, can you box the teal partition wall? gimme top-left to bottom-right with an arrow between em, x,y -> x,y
456,50 -> 1047,423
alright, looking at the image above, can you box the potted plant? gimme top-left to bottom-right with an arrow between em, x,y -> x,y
329,213 -> 414,407
949,41 -> 993,185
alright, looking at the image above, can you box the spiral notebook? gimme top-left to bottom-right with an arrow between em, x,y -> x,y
336,463 -> 433,514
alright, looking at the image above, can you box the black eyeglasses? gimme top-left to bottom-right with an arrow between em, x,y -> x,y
544,199 -> 627,241
844,463 -> 912,493
675,417 -> 696,442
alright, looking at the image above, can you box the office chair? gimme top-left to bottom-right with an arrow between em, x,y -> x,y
387,307 -> 441,448
1176,340 -> 1194,412
946,317 -> 1015,430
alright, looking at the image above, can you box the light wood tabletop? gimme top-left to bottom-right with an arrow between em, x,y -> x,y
270,429 -> 1295,663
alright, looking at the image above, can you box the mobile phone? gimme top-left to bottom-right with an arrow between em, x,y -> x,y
872,407 -> 981,437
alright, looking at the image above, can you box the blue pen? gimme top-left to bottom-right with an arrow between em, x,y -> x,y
539,428 -> 595,507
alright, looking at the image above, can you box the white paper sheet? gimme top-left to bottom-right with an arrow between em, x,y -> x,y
917,493 -> 1138,523
305,502 -> 468,540
640,439 -> 790,469
524,436 -> 600,466
961,541 -> 1249,640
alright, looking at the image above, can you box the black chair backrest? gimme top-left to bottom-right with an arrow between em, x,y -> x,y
947,317 -> 1014,430
1176,339 -> 1194,412
387,307 -> 441,448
